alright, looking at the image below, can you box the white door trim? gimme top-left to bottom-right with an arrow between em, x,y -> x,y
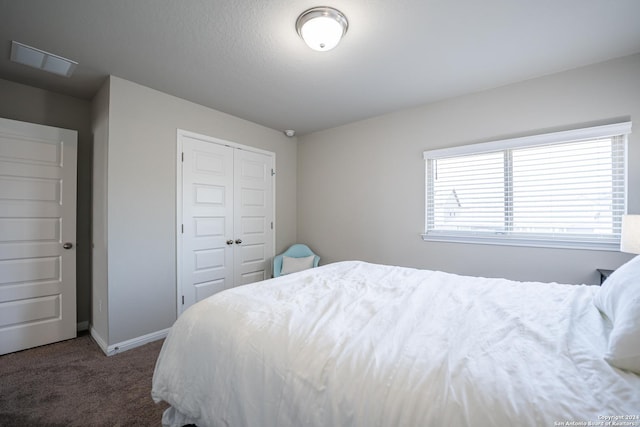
175,129 -> 276,316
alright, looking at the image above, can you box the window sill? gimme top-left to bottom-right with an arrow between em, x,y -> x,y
421,233 -> 619,252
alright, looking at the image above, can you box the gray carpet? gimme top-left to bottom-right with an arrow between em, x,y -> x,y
0,332 -> 169,426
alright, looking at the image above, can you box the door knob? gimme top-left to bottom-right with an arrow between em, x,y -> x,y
235,239 -> 242,244
63,242 -> 73,249
226,240 -> 234,245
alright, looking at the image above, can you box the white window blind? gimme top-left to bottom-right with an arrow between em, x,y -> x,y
423,122 -> 631,250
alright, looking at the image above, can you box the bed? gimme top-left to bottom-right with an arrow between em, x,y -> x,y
152,259 -> 640,427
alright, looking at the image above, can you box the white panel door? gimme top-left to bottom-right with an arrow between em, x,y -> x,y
181,136 -> 234,308
179,132 -> 274,314
234,149 -> 274,285
0,117 -> 77,355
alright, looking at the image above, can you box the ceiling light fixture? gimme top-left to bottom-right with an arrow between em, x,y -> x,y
296,7 -> 348,52
10,41 -> 78,77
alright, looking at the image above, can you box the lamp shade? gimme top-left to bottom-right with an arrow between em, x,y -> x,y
621,214 -> 640,254
296,7 -> 348,52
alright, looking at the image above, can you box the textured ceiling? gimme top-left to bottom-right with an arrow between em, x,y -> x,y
1,0 -> 639,135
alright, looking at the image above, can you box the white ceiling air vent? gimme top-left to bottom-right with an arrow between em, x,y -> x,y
10,41 -> 78,77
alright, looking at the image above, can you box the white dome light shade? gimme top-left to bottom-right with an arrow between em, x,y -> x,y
296,7 -> 348,52
300,16 -> 343,51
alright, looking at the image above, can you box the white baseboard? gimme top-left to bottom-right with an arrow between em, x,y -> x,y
90,327 -> 109,354
77,321 -> 89,332
89,326 -> 169,356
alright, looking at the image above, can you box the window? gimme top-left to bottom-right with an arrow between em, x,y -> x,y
423,122 -> 631,250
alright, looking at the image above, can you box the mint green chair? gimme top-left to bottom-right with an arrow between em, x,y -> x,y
273,244 -> 320,277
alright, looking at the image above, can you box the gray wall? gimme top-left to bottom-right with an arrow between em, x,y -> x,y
95,76 -> 298,345
0,78 -> 93,326
90,79 -> 110,342
297,54 -> 640,286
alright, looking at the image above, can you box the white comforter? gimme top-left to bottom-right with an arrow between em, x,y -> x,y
152,261 -> 640,427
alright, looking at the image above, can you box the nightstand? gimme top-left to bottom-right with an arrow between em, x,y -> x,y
596,269 -> 614,285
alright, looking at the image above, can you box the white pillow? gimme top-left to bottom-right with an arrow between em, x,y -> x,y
593,255 -> 640,373
280,255 -> 315,275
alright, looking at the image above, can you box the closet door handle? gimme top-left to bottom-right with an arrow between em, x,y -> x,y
235,239 -> 242,245
226,240 -> 234,245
